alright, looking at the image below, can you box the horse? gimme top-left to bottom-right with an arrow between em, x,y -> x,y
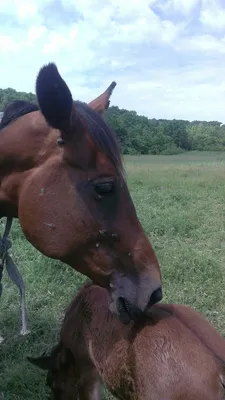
28,282 -> 225,400
0,63 -> 162,336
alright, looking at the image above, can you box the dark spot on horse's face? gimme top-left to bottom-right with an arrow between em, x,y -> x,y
90,176 -> 121,222
73,175 -> 120,228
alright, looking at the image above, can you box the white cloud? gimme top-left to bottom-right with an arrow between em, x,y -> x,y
200,0 -> 225,31
15,0 -> 38,21
173,0 -> 199,15
26,26 -> 47,45
0,0 -> 225,122
155,0 -> 199,16
0,35 -> 19,53
118,63 -> 225,121
177,34 -> 225,53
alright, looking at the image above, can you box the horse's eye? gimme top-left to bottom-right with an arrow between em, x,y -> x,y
94,181 -> 115,195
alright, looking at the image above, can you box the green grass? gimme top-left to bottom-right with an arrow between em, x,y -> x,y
1,151 -> 225,399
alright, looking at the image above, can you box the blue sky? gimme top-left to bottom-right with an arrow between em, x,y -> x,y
0,0 -> 225,122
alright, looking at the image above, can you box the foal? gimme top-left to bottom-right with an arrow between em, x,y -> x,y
28,283 -> 225,399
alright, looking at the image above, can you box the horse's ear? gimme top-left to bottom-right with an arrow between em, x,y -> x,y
36,63 -> 73,132
88,81 -> 117,115
27,355 -> 56,371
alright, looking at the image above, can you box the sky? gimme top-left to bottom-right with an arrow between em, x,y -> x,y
0,0 -> 225,122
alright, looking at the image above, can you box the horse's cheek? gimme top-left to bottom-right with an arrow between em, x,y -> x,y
17,168 -> 91,259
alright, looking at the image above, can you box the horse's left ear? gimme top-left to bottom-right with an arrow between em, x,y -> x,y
88,81 -> 117,115
36,63 -> 73,132
27,355 -> 56,371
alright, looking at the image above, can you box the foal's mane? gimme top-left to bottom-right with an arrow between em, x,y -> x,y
0,99 -> 125,179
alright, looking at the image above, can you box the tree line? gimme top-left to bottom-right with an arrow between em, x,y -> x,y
1,87 -> 224,154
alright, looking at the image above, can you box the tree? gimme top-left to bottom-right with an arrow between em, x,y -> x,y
1,86 -> 225,155
0,88 -> 37,111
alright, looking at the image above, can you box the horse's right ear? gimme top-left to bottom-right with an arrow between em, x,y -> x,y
88,81 -> 117,115
27,355 -> 56,371
36,63 -> 73,132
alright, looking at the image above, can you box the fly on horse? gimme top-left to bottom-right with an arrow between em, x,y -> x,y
28,282 -> 225,400
0,63 -> 162,335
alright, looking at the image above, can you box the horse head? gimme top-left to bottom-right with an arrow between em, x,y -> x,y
18,63 -> 162,323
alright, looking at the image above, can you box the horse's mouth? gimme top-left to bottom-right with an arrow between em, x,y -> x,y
116,297 -> 142,325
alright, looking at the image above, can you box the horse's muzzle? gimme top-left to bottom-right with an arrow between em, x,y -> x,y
108,278 -> 163,325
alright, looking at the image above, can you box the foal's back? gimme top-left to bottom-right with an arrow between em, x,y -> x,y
129,309 -> 224,399
60,284 -> 225,400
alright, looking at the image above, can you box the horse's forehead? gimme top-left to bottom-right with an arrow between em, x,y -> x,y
95,150 -> 116,172
76,128 -> 117,173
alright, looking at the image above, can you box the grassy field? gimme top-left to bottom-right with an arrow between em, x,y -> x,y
1,151 -> 225,399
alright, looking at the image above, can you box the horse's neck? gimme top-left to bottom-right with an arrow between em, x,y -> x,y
85,308 -> 129,375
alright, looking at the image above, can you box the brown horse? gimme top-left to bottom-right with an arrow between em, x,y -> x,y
28,282 -> 225,400
0,63 -> 162,335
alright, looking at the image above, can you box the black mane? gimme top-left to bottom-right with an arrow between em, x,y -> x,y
75,101 -> 125,179
0,100 -> 39,129
0,99 -> 125,179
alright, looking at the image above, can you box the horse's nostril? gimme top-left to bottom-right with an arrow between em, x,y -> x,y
148,286 -> 162,307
